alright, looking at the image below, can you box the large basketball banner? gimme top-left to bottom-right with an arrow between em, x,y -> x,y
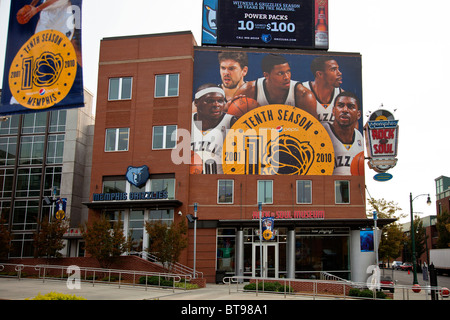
190,48 -> 363,176
1,0 -> 84,116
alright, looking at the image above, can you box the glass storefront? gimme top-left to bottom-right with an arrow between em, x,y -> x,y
104,208 -> 174,252
216,226 -> 350,280
295,227 -> 350,280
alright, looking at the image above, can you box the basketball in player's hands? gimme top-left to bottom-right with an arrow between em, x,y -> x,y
227,97 -> 260,119
350,151 -> 365,176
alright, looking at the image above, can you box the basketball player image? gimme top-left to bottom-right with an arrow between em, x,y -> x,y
323,92 -> 363,175
191,84 -> 237,174
218,52 -> 249,101
10,0 -> 81,106
231,54 -> 317,118
20,0 -> 75,40
302,56 -> 343,124
193,52 -> 248,113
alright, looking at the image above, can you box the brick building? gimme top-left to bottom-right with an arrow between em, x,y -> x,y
84,31 -> 394,283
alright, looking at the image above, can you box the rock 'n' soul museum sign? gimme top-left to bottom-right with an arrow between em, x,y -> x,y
364,109 -> 399,173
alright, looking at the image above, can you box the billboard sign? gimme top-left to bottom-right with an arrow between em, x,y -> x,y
190,48 -> 363,176
202,0 -> 328,50
364,109 -> 399,173
1,0 -> 84,116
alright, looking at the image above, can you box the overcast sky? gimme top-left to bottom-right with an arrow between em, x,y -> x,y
1,0 -> 449,223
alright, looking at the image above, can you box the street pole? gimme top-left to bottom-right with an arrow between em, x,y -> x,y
409,192 -> 419,285
193,202 -> 197,279
258,202 -> 263,278
373,211 -> 379,268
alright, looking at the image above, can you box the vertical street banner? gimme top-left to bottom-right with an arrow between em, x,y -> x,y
1,0 -> 84,116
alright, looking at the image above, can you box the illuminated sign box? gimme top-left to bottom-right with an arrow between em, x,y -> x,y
202,0 -> 329,50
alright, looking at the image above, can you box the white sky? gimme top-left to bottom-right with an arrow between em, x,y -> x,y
1,0 -> 449,222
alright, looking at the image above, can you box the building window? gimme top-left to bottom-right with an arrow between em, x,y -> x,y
44,167 -> 62,197
0,115 -> 19,135
49,110 -> 67,133
129,209 -> 144,251
155,74 -> 179,97
0,201 -> 11,225
16,168 -> 42,198
258,180 -> 273,204
105,128 -> 129,152
10,233 -> 34,258
102,178 -> 127,194
335,180 -> 350,204
149,209 -> 174,225
152,125 -> 176,150
151,178 -> 175,199
218,180 -> 234,204
217,228 -> 236,272
22,113 -> 47,134
12,200 -> 39,231
297,180 -> 312,204
0,137 -> 17,166
0,169 -> 14,198
19,136 -> 45,165
108,77 -> 132,100
47,135 -> 65,164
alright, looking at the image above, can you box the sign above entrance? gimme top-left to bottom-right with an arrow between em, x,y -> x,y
252,210 -> 325,220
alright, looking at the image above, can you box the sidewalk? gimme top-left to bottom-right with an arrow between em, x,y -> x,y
0,277 -> 437,301
0,277 -> 339,300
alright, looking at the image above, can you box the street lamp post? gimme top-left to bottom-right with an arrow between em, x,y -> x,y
409,193 -> 431,285
187,203 -> 198,278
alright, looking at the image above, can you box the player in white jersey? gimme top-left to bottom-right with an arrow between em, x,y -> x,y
232,54 -> 317,118
191,84 -> 237,174
302,81 -> 341,124
303,56 -> 343,124
23,0 -> 75,39
255,78 -> 298,106
11,0 -> 80,105
323,91 -> 363,175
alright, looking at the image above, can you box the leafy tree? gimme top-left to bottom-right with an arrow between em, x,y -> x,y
367,198 -> 405,265
33,216 -> 68,258
0,219 -> 12,260
378,223 -> 405,265
367,198 -> 405,220
81,215 -> 127,268
145,220 -> 188,272
436,210 -> 450,248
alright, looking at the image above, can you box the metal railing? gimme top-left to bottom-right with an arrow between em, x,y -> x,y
129,251 -> 203,279
222,275 -> 450,300
0,263 -> 193,292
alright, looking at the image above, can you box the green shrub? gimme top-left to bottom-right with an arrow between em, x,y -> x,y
139,276 -> 173,286
243,281 -> 293,293
27,292 -> 86,300
348,288 -> 387,299
359,289 -> 375,298
348,288 -> 361,297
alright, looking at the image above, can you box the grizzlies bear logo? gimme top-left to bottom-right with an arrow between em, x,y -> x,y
262,134 -> 315,175
126,165 -> 150,188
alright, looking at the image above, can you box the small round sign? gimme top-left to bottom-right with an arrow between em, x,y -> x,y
373,172 -> 393,182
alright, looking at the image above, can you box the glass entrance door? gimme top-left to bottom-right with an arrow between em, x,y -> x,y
252,243 -> 278,278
